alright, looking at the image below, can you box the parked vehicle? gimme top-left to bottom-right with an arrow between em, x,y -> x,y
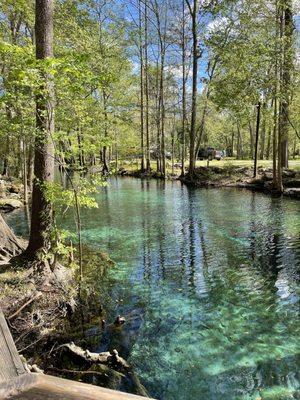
198,147 -> 224,161
214,150 -> 223,160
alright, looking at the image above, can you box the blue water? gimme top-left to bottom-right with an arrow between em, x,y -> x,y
6,177 -> 300,400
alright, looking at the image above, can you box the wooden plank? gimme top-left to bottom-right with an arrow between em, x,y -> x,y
0,309 -> 26,382
0,374 -> 154,400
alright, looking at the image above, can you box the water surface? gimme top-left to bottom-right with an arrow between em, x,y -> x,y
7,177 -> 300,400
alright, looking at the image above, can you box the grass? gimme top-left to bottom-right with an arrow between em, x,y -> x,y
119,157 -> 300,175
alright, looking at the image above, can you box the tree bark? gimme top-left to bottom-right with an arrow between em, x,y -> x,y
181,0 -> 187,177
259,103 -> 266,159
144,0 -> 151,172
0,214 -> 24,262
187,0 -> 199,177
279,0 -> 293,168
139,0 -> 145,172
253,102 -> 261,178
249,119 -> 254,159
24,0 -> 55,258
102,90 -> 109,174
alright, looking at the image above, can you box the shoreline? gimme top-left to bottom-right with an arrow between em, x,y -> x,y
117,165 -> 300,199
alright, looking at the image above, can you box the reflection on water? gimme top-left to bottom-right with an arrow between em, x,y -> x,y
6,177 -> 300,400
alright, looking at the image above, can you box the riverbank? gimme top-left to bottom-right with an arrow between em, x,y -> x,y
0,176 -> 26,212
117,164 -> 300,199
0,211 -> 149,396
181,165 -> 300,199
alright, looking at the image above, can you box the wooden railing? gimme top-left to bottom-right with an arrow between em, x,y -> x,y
0,309 -> 153,399
0,374 -> 153,400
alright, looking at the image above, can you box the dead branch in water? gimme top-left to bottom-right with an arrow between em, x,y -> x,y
58,342 -> 130,371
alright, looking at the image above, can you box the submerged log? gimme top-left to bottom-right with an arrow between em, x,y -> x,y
53,342 -> 149,397
58,342 -> 130,372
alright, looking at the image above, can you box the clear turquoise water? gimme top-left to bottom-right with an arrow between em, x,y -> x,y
6,177 -> 300,400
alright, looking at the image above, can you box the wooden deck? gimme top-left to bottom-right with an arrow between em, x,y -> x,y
0,309 -> 26,382
0,308 -> 153,400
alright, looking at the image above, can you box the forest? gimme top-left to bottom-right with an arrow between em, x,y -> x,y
0,1 -> 299,400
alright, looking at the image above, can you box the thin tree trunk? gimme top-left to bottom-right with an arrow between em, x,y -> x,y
231,131 -> 234,157
236,126 -> 240,160
181,0 -> 187,177
249,119 -> 254,159
159,50 -> 166,177
280,0 -> 293,168
22,138 -> 28,205
253,102 -> 261,178
273,1 -> 279,189
266,126 -> 272,160
188,0 -> 199,177
139,0 -> 145,172
259,103 -> 266,159
27,140 -> 34,188
272,96 -> 278,187
277,3 -> 285,191
155,58 -> 161,173
144,0 -> 151,172
171,133 -> 174,175
102,91 -> 109,174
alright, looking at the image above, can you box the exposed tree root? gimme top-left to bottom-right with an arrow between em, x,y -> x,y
52,342 -> 150,397
58,342 -> 130,372
0,213 -> 25,263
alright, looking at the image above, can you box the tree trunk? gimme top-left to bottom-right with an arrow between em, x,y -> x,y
155,58 -> 161,173
259,103 -> 266,159
23,0 -> 55,258
171,131 -> 175,175
160,54 -> 166,177
2,135 -> 10,177
181,0 -> 187,177
139,0 -> 145,172
102,91 -> 109,174
27,140 -> 34,188
0,214 -> 24,263
188,0 -> 199,177
22,139 -> 28,205
249,119 -> 254,159
144,0 -> 151,172
230,131 -> 234,157
279,0 -> 293,169
253,102 -> 261,178
77,129 -> 84,168
272,95 -> 278,188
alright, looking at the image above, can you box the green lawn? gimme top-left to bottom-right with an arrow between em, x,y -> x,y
195,158 -> 300,171
119,157 -> 300,174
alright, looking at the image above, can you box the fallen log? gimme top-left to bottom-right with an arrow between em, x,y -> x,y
53,342 -> 149,397
58,342 -> 130,372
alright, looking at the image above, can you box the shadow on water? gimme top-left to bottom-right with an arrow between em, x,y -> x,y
5,177 -> 300,400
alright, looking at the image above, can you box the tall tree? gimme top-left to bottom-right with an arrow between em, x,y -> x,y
144,0 -> 151,172
279,0 -> 294,169
23,0 -> 55,258
186,0 -> 199,177
139,0 -> 145,171
181,0 -> 187,177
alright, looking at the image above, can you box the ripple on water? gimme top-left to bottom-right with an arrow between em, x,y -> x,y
4,178 -> 300,400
